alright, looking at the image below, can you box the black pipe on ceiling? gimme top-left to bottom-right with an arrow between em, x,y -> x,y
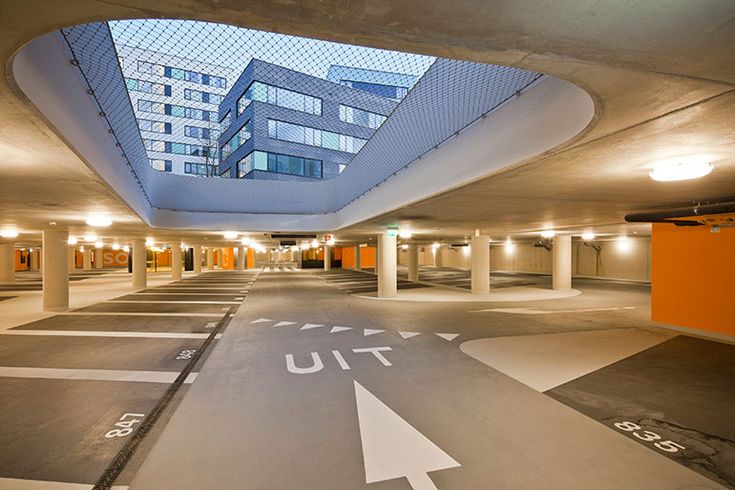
625,200 -> 735,226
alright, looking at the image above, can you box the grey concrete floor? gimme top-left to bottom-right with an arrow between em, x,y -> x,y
127,268 -> 732,490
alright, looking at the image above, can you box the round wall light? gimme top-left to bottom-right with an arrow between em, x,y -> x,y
581,231 -> 596,241
540,230 -> 556,239
1,229 -> 19,238
649,160 -> 713,182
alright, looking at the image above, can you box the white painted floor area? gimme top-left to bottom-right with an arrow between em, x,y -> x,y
356,286 -> 581,303
0,270 -> 198,331
460,328 -> 674,392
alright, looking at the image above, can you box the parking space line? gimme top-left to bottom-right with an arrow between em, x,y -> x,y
0,478 -> 128,489
0,367 -> 198,384
127,292 -> 243,296
104,300 -> 241,305
2,330 -> 222,339
57,312 -> 223,317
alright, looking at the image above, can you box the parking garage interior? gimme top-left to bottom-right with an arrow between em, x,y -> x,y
0,1 -> 734,489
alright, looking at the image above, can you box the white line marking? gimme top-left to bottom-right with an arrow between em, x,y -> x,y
472,306 -> 637,315
2,330 -> 215,339
251,318 -> 274,324
0,478 -> 128,489
0,367 -> 198,384
57,312 -> 222,317
399,332 -> 421,339
128,293 -> 240,296
354,380 -> 459,489
332,350 -> 351,370
273,321 -> 297,327
364,328 -> 386,336
330,326 -> 352,333
301,323 -> 325,330
106,300 -> 240,305
235,297 -> 244,300
435,333 -> 459,341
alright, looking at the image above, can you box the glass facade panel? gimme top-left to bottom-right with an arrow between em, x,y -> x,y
268,120 -> 365,154
237,81 -> 321,116
339,104 -> 386,129
184,162 -> 217,176
220,120 -> 252,161
139,119 -> 171,134
149,159 -> 172,172
237,151 -> 322,179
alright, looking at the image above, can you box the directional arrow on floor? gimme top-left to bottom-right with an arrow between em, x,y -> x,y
399,332 -> 421,339
300,323 -> 324,330
435,333 -> 459,342
273,321 -> 297,327
250,318 -> 274,324
354,380 -> 460,490
364,328 -> 385,336
330,326 -> 352,333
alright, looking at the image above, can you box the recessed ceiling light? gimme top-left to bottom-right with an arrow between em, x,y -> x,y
223,231 -> 238,240
581,231 -> 596,241
68,237 -> 78,245
311,239 -> 319,248
241,237 -> 251,246
399,229 -> 412,239
94,240 -> 104,248
83,234 -> 97,242
145,237 -> 154,246
649,160 -> 713,182
326,238 -> 336,246
0,229 -> 19,238
540,230 -> 556,239
401,244 -> 409,250
86,215 -> 112,227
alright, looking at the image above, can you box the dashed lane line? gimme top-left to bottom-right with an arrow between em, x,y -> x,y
0,367 -> 198,384
2,330 -> 223,339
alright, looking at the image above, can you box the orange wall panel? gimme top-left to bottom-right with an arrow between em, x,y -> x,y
360,246 -> 376,268
221,247 -> 235,269
102,249 -> 129,267
651,223 -> 735,337
342,247 -> 355,269
247,248 -> 255,268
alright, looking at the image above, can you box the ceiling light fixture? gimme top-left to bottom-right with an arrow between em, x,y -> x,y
223,231 -> 238,240
0,229 -> 19,238
649,160 -> 713,182
94,240 -> 104,248
398,229 -> 412,239
540,230 -> 556,239
241,237 -> 251,246
311,239 -> 319,248
83,234 -> 97,242
581,231 -> 595,241
123,245 -> 130,252
67,237 -> 78,245
145,237 -> 154,246
326,237 -> 336,246
616,236 -> 633,253
86,215 -> 112,227
401,244 -> 409,250
112,243 -> 120,250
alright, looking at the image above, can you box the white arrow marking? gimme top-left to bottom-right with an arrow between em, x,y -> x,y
273,321 -> 297,327
435,333 -> 459,342
250,318 -> 273,324
399,332 -> 421,339
364,328 -> 385,336
330,326 -> 352,333
471,306 -> 637,315
354,380 -> 460,489
300,323 -> 325,330
235,297 -> 244,300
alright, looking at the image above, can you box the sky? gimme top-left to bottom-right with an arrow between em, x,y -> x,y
109,19 -> 435,84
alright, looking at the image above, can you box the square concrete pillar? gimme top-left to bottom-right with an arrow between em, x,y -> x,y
193,246 -> 203,274
238,246 -> 246,271
171,244 -> 182,280
407,244 -> 419,282
377,233 -> 397,298
354,245 -> 361,270
42,229 -> 69,311
471,235 -> 490,294
324,245 -> 331,270
553,235 -> 573,290
0,240 -> 15,282
132,238 -> 147,289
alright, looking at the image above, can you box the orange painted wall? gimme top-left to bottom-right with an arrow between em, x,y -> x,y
247,248 -> 255,268
103,249 -> 129,267
360,246 -> 376,268
651,223 -> 735,337
14,250 -> 28,271
334,247 -> 342,260
342,247 -> 355,268
221,247 -> 235,269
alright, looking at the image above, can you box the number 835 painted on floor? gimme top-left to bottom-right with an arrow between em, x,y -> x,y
613,421 -> 686,453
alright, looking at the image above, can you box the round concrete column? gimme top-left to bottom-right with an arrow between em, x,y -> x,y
471,235 -> 490,295
82,248 -> 92,271
171,245 -> 182,280
30,248 -> 40,271
68,246 -> 76,272
324,245 -> 331,270
407,244 -> 419,282
42,229 -> 69,311
193,246 -> 203,274
553,234 -> 572,290
377,233 -> 397,298
0,240 -> 15,282
433,246 -> 443,268
94,248 -> 104,269
132,238 -> 147,289
237,246 -> 246,271
354,245 -> 361,270
206,247 -> 214,270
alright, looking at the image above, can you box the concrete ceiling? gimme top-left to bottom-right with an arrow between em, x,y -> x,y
1,0 -> 734,245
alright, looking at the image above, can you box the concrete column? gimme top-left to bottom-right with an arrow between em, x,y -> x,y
206,247 -> 214,270
407,244 -> 419,282
193,246 -> 203,274
0,240 -> 15,282
171,245 -> 182,280
433,246 -> 443,268
324,245 -> 331,270
30,249 -> 40,271
471,235 -> 490,295
377,233 -> 397,298
94,248 -> 104,269
42,229 -> 68,311
553,235 -> 572,290
237,246 -> 246,271
82,248 -> 92,271
68,246 -> 76,272
354,245 -> 361,270
132,238 -> 147,289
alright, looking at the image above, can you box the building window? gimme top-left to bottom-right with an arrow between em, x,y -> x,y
219,111 -> 232,133
125,78 -> 171,96
237,151 -> 322,179
143,139 -> 213,158
220,168 -> 232,178
149,159 -> 172,172
184,162 -> 217,176
184,126 -> 211,139
139,119 -> 172,134
137,100 -> 213,121
220,120 -> 252,161
137,60 -> 226,88
267,119 -> 366,154
184,88 -> 224,105
339,104 -> 387,129
237,81 -> 321,116
339,80 -> 408,100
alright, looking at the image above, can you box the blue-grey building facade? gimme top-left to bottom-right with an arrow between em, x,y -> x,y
217,60 -> 403,181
